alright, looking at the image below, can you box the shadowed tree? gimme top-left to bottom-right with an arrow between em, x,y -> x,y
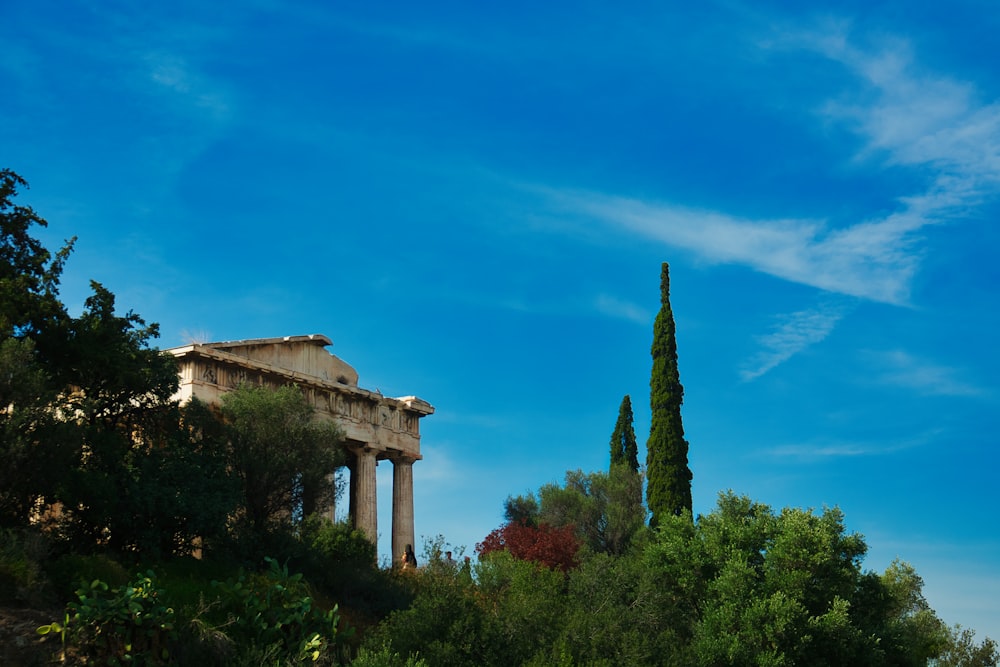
0,169 -> 75,526
0,169 -> 234,551
503,493 -> 539,527
610,394 -> 639,473
0,168 -> 74,341
646,262 -> 692,527
220,383 -> 344,546
49,283 -> 188,552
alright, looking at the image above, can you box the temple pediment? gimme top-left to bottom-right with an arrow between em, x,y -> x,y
178,334 -> 359,385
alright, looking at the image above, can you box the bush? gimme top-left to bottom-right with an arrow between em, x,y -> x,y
38,570 -> 176,665
300,516 -> 376,568
208,556 -> 353,664
45,552 -> 130,601
294,517 -> 412,626
0,527 -> 49,604
39,557 -> 355,665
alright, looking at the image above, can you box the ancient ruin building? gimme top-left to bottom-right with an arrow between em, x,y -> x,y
167,334 -> 433,560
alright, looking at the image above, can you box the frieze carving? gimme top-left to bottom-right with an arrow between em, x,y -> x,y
227,368 -> 249,388
189,356 -> 421,435
297,389 -> 419,434
201,364 -> 217,384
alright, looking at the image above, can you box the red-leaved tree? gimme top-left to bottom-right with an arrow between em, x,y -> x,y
476,522 -> 581,572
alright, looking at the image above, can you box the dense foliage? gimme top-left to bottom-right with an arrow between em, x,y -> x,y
646,262 -> 692,525
220,383 -> 344,548
476,521 -> 580,572
0,167 -> 73,340
528,467 -> 646,557
372,491 -> 997,667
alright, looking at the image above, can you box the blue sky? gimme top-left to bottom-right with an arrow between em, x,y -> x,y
3,0 -> 998,640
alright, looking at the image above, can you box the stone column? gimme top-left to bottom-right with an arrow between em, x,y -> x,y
352,447 -> 378,542
323,472 -> 336,522
391,455 -> 416,566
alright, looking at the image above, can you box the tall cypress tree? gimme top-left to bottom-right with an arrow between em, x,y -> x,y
646,262 -> 692,526
609,394 -> 639,473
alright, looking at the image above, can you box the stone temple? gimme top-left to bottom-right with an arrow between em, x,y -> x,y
166,334 -> 433,561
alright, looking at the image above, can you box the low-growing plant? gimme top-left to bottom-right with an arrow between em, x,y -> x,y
39,569 -> 176,665
0,527 -> 50,604
210,556 -> 353,663
350,644 -> 429,667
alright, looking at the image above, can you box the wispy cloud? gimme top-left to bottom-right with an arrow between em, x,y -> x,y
547,191 -> 919,305
868,349 -> 985,397
764,442 -> 872,459
593,293 -> 650,324
740,300 -> 851,381
541,26 -> 1000,309
143,51 -> 232,121
763,431 -> 931,461
807,27 -> 1000,187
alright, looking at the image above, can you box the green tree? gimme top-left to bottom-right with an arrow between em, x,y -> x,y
687,492 -> 957,667
646,262 -> 692,526
0,169 -> 75,527
220,383 -> 344,546
474,551 -> 568,664
366,555 -> 495,667
870,560 -> 950,665
0,169 -> 234,551
369,550 -> 566,667
610,394 -> 639,473
935,625 -> 999,667
0,168 -> 73,340
536,468 -> 646,557
552,549 -> 694,666
116,399 -> 239,557
0,337 -> 71,526
500,467 -> 646,558
502,493 -> 539,527
50,283 -> 198,554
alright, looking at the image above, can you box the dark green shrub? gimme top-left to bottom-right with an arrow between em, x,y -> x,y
300,516 -> 375,568
0,527 -> 49,604
46,552 -> 130,600
39,570 -> 176,665
209,556 -> 353,663
294,517 -> 412,626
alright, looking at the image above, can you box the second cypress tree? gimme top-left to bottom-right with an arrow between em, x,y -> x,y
610,394 -> 639,473
646,262 -> 692,526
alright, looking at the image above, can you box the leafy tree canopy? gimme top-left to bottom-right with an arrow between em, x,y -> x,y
503,466 -> 646,557
476,521 -> 580,572
375,490 -> 996,667
220,383 -> 345,547
0,168 -> 74,340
